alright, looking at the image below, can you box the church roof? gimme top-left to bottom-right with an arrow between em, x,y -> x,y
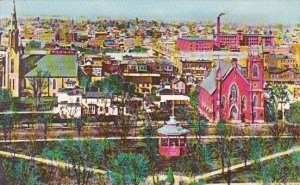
200,60 -> 232,95
24,55 -> 78,77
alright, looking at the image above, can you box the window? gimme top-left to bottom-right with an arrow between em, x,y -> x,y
241,96 -> 246,110
230,105 -> 238,120
230,84 -> 238,101
11,59 -> 14,73
253,95 -> 257,107
12,79 -> 14,90
253,65 -> 259,77
53,79 -> 56,89
221,96 -> 226,108
76,97 -> 80,103
253,111 -> 257,119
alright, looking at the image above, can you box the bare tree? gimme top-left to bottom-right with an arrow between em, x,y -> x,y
27,70 -> 51,111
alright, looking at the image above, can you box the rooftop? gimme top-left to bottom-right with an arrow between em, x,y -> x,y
83,92 -> 109,98
157,120 -> 189,135
25,55 -> 78,77
179,51 -> 247,61
179,36 -> 210,41
200,60 -> 232,94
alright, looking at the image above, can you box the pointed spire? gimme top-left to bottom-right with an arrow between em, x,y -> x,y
13,0 -> 16,14
12,0 -> 17,30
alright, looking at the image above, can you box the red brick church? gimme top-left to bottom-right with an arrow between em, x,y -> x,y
198,53 -> 265,123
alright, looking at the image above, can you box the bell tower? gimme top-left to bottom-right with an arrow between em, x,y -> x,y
5,0 -> 21,97
247,47 -> 265,123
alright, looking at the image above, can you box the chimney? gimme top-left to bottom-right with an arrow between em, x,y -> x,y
0,32 -> 2,46
216,13 -> 225,49
216,17 -> 221,48
231,58 -> 238,68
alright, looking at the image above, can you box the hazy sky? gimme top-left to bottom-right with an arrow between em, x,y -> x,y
0,0 -> 299,25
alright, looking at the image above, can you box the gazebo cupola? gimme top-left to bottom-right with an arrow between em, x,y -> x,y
65,79 -> 76,89
157,116 -> 189,157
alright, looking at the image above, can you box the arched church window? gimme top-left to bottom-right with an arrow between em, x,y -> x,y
230,84 -> 238,101
253,65 -> 259,77
253,95 -> 257,107
221,96 -> 226,108
241,96 -> 246,110
11,59 -> 14,73
230,106 -> 238,120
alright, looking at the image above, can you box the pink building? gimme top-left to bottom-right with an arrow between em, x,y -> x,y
198,55 -> 265,123
216,31 -> 274,50
176,37 -> 213,51
219,33 -> 240,50
243,34 -> 274,47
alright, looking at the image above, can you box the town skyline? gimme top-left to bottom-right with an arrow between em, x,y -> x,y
0,0 -> 299,184
0,0 -> 300,25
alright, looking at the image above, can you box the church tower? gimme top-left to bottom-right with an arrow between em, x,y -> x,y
247,47 -> 265,123
5,0 -> 21,97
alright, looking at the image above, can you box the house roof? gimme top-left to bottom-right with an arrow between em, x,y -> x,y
157,58 -> 171,65
124,76 -> 152,84
83,92 -> 109,98
171,78 -> 184,85
58,88 -> 83,95
267,67 -> 300,74
200,60 -> 232,95
25,55 -> 78,77
266,67 -> 286,74
158,88 -> 181,95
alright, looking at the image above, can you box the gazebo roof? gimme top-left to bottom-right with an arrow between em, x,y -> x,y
157,116 -> 189,135
157,125 -> 189,136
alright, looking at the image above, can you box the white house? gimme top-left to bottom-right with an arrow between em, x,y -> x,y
54,80 -> 82,119
171,78 -> 186,94
155,85 -> 190,108
53,80 -> 119,119
82,92 -> 118,116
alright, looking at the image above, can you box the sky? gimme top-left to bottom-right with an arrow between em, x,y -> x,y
0,0 -> 299,25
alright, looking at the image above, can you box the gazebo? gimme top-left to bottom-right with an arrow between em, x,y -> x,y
157,116 -> 189,157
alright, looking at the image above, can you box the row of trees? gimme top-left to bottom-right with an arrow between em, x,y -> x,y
187,120 -> 300,184
1,138 -> 153,185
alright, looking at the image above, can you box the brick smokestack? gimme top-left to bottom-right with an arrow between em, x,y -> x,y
216,13 -> 225,49
0,32 -> 2,46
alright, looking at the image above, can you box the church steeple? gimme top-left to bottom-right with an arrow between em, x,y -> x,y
4,0 -> 21,97
9,0 -> 19,51
11,0 -> 17,30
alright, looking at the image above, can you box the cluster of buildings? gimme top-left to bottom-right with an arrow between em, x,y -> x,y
1,1 -> 300,124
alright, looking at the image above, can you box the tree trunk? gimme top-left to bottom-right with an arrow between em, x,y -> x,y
44,124 -> 47,141
221,157 -> 225,173
227,161 -> 232,185
0,158 -> 8,184
281,101 -> 285,120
